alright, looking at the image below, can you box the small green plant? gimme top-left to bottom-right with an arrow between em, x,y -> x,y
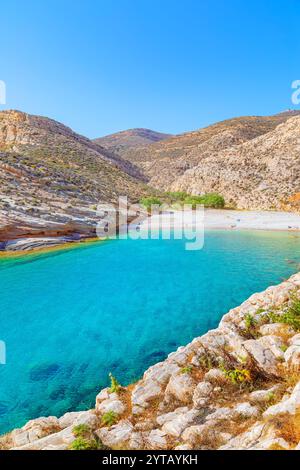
101,410 -> 118,427
244,313 -> 257,330
220,365 -> 252,385
267,391 -> 275,403
280,344 -> 288,353
70,424 -> 103,450
69,437 -> 99,450
180,365 -> 193,374
72,424 -> 90,438
267,296 -> 300,331
109,372 -> 121,394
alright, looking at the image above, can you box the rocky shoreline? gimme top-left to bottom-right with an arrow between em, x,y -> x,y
1,271 -> 300,450
1,209 -> 300,254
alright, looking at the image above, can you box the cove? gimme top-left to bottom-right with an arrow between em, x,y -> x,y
0,230 -> 300,434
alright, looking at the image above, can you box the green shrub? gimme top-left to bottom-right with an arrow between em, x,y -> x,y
198,193 -> 225,208
101,410 -> 118,427
244,313 -> 257,330
183,193 -> 225,209
267,296 -> 300,331
72,424 -> 90,438
166,191 -> 189,201
183,195 -> 204,208
220,365 -> 252,385
69,437 -> 99,450
180,365 -> 193,374
139,197 -> 162,211
109,372 -> 121,394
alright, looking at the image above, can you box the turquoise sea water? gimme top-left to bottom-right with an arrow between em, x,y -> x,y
0,230 -> 300,434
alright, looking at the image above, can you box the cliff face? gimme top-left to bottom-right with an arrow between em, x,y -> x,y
0,111 -> 151,247
170,115 -> 300,211
123,112 -> 300,211
2,272 -> 300,450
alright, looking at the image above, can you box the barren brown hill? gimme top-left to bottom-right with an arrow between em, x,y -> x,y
171,115 -> 300,211
0,111 -> 151,247
94,128 -> 172,160
120,111 -> 300,211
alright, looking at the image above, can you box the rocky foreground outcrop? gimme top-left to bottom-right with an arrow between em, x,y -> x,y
2,272 -> 300,451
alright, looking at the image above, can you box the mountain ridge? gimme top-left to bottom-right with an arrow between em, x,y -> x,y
94,127 -> 172,160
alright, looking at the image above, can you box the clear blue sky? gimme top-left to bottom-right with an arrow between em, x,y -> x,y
0,0 -> 299,138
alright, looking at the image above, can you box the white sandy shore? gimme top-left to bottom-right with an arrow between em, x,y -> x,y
138,209 -> 300,231
2,209 -> 300,252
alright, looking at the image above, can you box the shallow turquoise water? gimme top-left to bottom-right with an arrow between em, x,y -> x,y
0,230 -> 300,434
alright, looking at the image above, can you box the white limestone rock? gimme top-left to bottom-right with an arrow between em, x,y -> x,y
96,420 -> 133,449
96,398 -> 125,416
162,409 -> 200,437
263,381 -> 300,418
11,416 -> 60,447
243,336 -> 283,377
165,372 -> 196,404
259,323 -> 295,338
131,380 -> 162,412
193,382 -> 213,408
204,368 -> 228,385
249,384 -> 282,404
143,361 -> 180,385
146,429 -> 168,450
12,426 -> 75,450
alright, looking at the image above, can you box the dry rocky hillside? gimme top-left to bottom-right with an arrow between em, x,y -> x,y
1,109 -> 300,250
1,272 -> 300,450
94,128 -> 172,161
123,112 -> 300,211
0,111 -> 151,250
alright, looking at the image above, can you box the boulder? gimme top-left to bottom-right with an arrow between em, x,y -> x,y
243,336 -> 283,377
158,408 -> 200,438
146,429 -> 168,450
165,372 -> 196,404
204,368 -> 228,385
219,422 -> 290,450
259,323 -> 295,338
96,420 -> 133,449
131,379 -> 162,413
263,381 -> 300,418
143,361 -> 180,385
11,416 -> 60,447
249,384 -> 282,405
12,426 -> 75,450
96,398 -> 125,416
193,382 -> 213,408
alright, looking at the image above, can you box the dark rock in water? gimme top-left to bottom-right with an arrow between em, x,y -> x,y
145,350 -> 166,363
29,363 -> 61,381
49,386 -> 66,401
0,402 -> 8,416
167,340 -> 178,349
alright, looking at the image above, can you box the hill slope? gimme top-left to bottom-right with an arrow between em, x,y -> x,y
124,112 -> 300,210
94,128 -> 172,161
171,115 -> 300,210
0,111 -> 151,247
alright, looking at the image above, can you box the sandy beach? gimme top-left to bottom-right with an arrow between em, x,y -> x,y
139,209 -> 300,231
